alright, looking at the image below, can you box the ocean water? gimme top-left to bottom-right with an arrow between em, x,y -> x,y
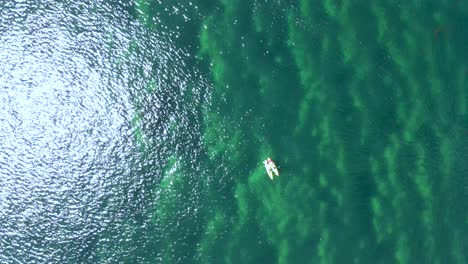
0,0 -> 467,263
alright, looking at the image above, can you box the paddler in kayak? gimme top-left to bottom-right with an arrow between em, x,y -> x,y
263,157 -> 279,180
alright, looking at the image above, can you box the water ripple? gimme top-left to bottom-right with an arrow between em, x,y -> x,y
0,0 -> 208,262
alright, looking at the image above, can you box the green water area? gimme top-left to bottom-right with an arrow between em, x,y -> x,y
0,0 -> 466,263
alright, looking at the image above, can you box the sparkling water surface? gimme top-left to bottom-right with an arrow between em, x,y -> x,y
0,1 -> 208,262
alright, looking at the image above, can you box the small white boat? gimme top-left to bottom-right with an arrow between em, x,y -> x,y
263,157 -> 279,180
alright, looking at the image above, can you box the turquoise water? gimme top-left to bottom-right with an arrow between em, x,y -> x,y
0,0 -> 467,263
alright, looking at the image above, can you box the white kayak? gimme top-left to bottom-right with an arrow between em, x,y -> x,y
263,157 -> 279,180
